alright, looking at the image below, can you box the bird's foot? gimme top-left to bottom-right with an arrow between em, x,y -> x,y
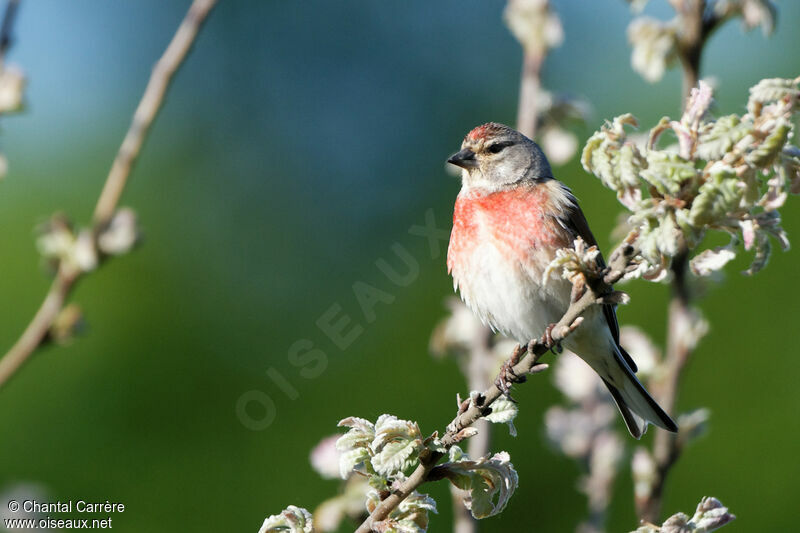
542,323 -> 563,354
494,344 -> 528,399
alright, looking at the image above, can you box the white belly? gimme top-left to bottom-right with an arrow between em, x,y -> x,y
454,242 -> 571,344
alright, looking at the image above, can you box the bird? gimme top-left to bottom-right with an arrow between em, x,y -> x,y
445,122 -> 677,439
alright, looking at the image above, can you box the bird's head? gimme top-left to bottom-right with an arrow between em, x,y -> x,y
447,122 -> 553,190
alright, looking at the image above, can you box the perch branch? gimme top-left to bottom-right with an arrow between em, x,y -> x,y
355,237 -> 638,532
0,0 -> 216,389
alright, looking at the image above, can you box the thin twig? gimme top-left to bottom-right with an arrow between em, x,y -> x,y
672,0 -> 727,103
93,0 -> 216,226
0,0 -> 217,389
0,267 -> 77,386
516,51 -> 543,139
355,238 -> 638,533
637,252 -> 694,523
637,273 -> 692,521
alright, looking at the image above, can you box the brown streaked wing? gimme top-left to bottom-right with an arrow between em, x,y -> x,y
558,186 -> 638,373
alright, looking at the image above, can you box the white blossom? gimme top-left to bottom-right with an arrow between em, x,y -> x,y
258,506 -> 314,533
619,325 -> 661,377
309,435 -> 341,480
627,17 -> 677,83
541,126 -> 579,164
553,350 -> 604,403
0,65 -> 25,113
504,0 -> 563,56
97,208 -> 139,256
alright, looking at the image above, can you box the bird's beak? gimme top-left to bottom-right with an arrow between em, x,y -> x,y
447,148 -> 478,169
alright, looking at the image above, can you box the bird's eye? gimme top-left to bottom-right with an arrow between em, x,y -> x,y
487,142 -> 510,154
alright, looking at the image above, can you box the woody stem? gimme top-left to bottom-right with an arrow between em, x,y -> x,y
637,0 -> 718,519
516,51 -> 543,139
0,0 -> 217,389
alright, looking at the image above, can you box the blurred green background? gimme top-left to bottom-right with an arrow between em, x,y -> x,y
0,0 -> 798,531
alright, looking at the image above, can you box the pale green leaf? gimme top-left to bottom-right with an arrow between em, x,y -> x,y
335,431 -> 372,452
635,217 -> 661,264
398,492 -> 438,515
746,119 -> 791,167
689,165 -> 742,226
641,151 -> 697,196
580,131 -> 605,174
368,490 -> 437,533
448,445 -> 466,463
619,143 -> 645,187
370,440 -> 420,477
386,520 -> 426,533
336,417 -> 375,451
744,231 -> 771,275
690,496 -> 736,531
655,213 -> 680,257
338,416 -> 374,432
780,149 -> 800,194
369,415 -> 423,478
466,452 -> 518,519
372,415 -> 422,449
748,77 -> 799,108
336,416 -> 376,478
690,247 -> 737,276
482,397 -> 518,437
696,114 -> 751,160
582,115 -> 646,207
338,448 -> 371,479
439,451 -> 519,520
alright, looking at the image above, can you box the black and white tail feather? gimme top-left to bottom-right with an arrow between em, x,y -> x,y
559,184 -> 677,438
602,345 -> 678,439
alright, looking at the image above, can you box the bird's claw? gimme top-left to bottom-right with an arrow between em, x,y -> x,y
494,344 -> 528,399
542,324 -> 563,354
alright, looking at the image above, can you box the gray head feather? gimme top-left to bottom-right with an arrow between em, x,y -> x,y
456,122 -> 554,190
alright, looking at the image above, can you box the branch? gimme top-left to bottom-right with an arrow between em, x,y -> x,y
0,266 -> 76,386
673,0 -> 728,103
636,251 -> 694,522
93,0 -> 216,226
673,0 -> 705,101
516,51 -> 543,139
354,237 -> 638,533
637,0 -> 710,521
0,0 -> 217,389
505,0 -> 562,140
